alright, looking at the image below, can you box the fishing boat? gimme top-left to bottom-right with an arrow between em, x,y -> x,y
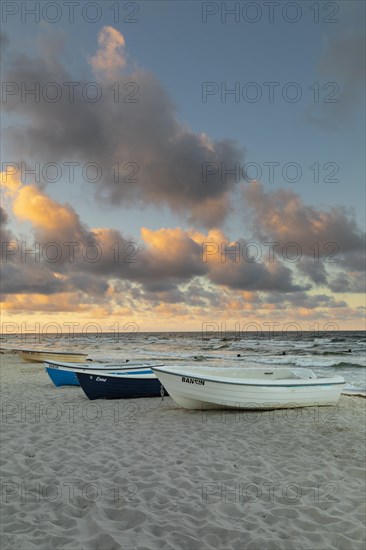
76,369 -> 168,400
151,366 -> 345,410
44,360 -> 165,387
19,349 -> 88,363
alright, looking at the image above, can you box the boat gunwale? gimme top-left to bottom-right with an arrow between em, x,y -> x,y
152,367 -> 345,387
44,360 -> 164,372
20,349 -> 88,356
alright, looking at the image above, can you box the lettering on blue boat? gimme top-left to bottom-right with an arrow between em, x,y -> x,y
96,376 -> 107,382
181,377 -> 205,386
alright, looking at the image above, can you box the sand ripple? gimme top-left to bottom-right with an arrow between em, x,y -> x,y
1,353 -> 365,549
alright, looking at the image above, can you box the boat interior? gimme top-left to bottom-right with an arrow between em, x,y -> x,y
164,367 -> 317,380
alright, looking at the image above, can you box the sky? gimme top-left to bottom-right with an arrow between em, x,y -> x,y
1,0 -> 365,332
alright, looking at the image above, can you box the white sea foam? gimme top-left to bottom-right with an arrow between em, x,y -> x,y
236,354 -> 366,369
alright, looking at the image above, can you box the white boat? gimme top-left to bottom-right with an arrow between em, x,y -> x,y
151,366 -> 345,410
19,349 -> 89,363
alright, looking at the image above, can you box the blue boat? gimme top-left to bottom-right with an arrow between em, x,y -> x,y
44,360 -> 164,387
45,365 -> 80,386
76,370 -> 168,400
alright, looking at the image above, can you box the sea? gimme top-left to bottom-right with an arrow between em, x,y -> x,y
1,330 -> 365,391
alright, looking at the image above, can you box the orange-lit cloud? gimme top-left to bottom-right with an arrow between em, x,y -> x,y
1,174 -> 364,328
12,185 -> 79,232
89,26 -> 126,79
1,171 -> 90,248
1,169 -> 22,196
141,227 -> 203,264
1,293 -> 92,313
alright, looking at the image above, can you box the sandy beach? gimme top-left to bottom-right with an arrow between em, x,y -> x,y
1,351 -> 365,550
3,3 -> 365,547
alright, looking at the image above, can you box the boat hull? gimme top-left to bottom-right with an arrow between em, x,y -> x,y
44,361 -> 164,387
76,372 -> 167,400
20,350 -> 88,363
45,366 -> 79,387
152,369 -> 345,410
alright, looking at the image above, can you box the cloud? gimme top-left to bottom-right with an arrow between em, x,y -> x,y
1,172 -> 363,324
0,204 -> 66,296
329,272 -> 365,294
3,29 -> 244,228
1,169 -> 96,251
84,226 -> 300,293
0,206 -> 12,242
308,26 -> 365,126
282,292 -> 348,310
205,239 -> 305,293
139,227 -> 207,285
242,183 -> 365,294
1,175 -> 306,304
243,182 -> 365,256
338,251 -> 366,272
319,31 -> 365,111
12,185 -> 85,236
297,257 -> 329,286
1,172 -> 110,297
0,263 -> 65,296
1,292 -> 112,314
1,170 -> 22,196
0,30 -> 9,57
1,28 -> 364,323
89,26 -> 127,80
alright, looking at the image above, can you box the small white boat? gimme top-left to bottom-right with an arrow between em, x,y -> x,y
19,349 -> 88,363
151,366 -> 345,410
